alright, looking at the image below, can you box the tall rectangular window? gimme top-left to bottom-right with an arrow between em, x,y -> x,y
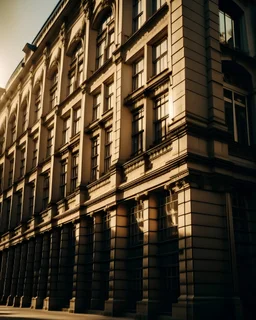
68,69 -> 75,96
96,11 -> 114,69
153,38 -> 168,75
68,42 -> 83,96
154,93 -> 169,142
224,88 -> 249,145
34,88 -> 41,122
73,108 -> 81,135
10,118 -> 16,144
22,105 -> 28,132
91,137 -> 99,181
16,192 -> 22,226
107,31 -> 115,59
96,40 -> 105,69
60,160 -> 68,198
29,182 -> 35,216
46,127 -> 54,157
93,93 -> 101,121
50,71 -> 58,108
219,11 -> 241,49
132,108 -> 144,155
42,174 -> 49,210
133,58 -> 144,90
133,0 -> 143,32
105,83 -> 114,111
63,117 -> 70,144
20,148 -> 26,177
71,153 -> 79,193
32,138 -> 38,168
104,127 -> 112,172
8,157 -> 14,187
6,197 -> 11,231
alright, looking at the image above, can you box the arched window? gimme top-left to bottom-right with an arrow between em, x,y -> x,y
222,61 -> 252,145
96,9 -> 115,69
219,0 -> 245,51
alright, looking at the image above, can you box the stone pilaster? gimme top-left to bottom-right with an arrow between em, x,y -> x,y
1,247 -> 15,304
69,218 -> 93,313
0,251 -> 8,298
7,244 -> 21,306
20,239 -> 35,307
172,185 -> 239,320
90,212 -> 104,310
13,241 -> 28,306
30,235 -> 43,303
31,233 -> 50,309
104,204 -> 128,316
136,195 -> 159,320
43,228 -> 61,310
57,224 -> 73,309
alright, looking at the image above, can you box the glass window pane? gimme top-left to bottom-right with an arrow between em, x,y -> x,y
219,11 -> 225,43
225,101 -> 234,136
235,105 -> 248,145
225,14 -> 233,46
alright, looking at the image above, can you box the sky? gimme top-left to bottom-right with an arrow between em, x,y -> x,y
0,0 -> 60,88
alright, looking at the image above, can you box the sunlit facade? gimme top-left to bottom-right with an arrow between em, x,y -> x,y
0,0 -> 256,319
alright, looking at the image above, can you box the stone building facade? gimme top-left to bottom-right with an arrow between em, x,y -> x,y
0,0 -> 255,319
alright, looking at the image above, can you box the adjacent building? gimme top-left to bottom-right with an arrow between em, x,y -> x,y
0,0 -> 255,319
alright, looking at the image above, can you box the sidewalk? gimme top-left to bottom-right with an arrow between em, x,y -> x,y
0,307 -> 134,320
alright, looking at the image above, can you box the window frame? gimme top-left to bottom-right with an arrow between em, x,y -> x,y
132,58 -> 144,90
68,42 -> 83,95
154,92 -> 169,142
104,127 -> 112,173
91,136 -> 99,181
42,174 -> 50,210
133,0 -> 144,32
132,107 -> 144,156
22,104 -> 28,132
20,148 -> 26,177
32,138 -> 38,168
50,70 -> 58,109
224,84 -> 250,145
28,182 -> 35,216
60,159 -> 68,198
96,10 -> 114,70
62,117 -> 71,144
71,153 -> 79,193
153,38 -> 168,75
73,108 -> 81,136
8,157 -> 14,187
34,87 -> 41,122
93,93 -> 101,121
46,127 -> 54,157
105,82 -> 114,111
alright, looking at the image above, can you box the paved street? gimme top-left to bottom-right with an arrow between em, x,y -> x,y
0,307 -> 134,320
